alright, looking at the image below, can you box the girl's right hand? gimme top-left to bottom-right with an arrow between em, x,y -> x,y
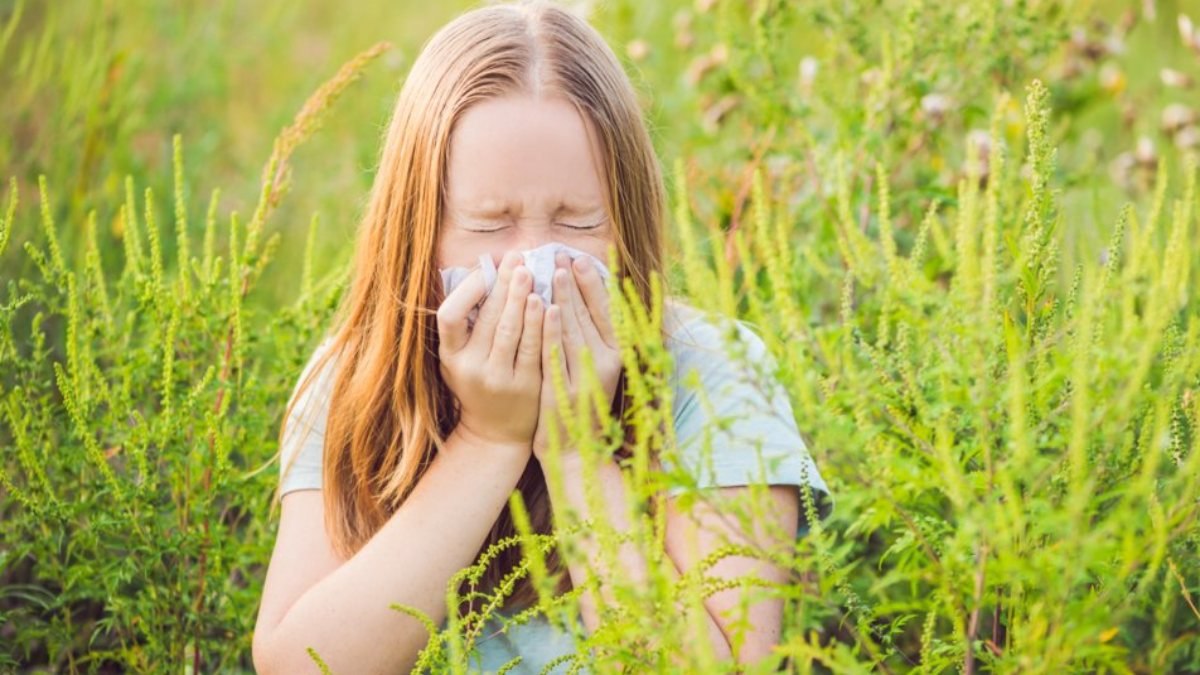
436,250 -> 544,453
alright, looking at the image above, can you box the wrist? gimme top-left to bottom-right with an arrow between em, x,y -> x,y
534,444 -> 585,474
450,424 -> 532,460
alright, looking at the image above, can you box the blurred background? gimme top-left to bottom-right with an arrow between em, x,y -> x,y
5,0 -> 1198,309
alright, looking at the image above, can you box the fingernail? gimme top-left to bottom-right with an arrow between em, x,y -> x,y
572,257 -> 588,274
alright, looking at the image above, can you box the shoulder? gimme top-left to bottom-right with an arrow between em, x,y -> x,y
663,298 -> 774,377
282,336 -> 345,452
296,337 -> 341,388
287,337 -> 341,412
661,297 -> 789,431
658,298 -> 834,523
277,337 -> 342,499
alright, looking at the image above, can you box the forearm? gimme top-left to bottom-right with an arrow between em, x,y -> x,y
260,430 -> 531,674
543,453 -> 733,663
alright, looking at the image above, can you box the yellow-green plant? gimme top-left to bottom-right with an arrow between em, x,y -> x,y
0,42 -> 387,672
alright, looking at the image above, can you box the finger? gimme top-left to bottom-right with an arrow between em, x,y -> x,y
437,267 -> 488,354
515,293 -> 544,375
488,265 -> 532,371
572,256 -> 618,349
563,256 -> 605,352
470,250 -> 522,352
543,304 -> 569,386
553,265 -> 584,381
540,307 -> 566,447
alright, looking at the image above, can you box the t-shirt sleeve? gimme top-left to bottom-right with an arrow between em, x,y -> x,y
665,314 -> 833,537
278,339 -> 338,502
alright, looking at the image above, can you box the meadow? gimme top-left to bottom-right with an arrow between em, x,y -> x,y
1,0 -> 1199,672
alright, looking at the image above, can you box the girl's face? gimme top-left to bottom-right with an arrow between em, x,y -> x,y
436,94 -> 614,270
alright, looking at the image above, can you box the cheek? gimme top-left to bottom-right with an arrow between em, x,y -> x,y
436,236 -> 491,269
576,236 -> 614,266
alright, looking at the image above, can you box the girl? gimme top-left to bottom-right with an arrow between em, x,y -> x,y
253,1 -> 831,672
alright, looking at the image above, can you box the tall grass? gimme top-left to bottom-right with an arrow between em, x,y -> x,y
2,0 -> 1198,672
0,41 -> 389,671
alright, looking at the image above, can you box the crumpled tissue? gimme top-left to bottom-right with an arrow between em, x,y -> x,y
439,241 -> 611,326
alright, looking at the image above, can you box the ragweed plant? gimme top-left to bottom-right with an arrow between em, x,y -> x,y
357,77 -> 1200,673
0,42 -> 388,672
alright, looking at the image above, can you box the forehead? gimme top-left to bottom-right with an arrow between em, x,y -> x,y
443,94 -> 608,210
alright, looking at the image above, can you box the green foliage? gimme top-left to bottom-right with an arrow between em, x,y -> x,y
0,41 -> 386,671
3,0 -> 1200,673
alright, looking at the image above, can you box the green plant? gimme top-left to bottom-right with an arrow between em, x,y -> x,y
0,42 -> 388,672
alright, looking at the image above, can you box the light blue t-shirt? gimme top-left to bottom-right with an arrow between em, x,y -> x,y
277,299 -> 833,673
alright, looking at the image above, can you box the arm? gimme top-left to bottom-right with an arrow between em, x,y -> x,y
542,453 -> 735,663
662,482 -> 800,666
544,453 -> 801,668
252,428 -> 531,675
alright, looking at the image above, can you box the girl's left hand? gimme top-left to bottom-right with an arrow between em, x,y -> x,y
532,251 -> 623,464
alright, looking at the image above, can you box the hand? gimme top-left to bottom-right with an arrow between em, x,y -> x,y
532,251 -> 623,463
437,250 -> 543,454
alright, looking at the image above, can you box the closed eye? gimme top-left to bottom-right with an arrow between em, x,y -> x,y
467,222 -> 602,232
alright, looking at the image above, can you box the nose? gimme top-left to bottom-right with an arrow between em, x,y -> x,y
494,225 -> 554,266
515,223 -> 556,252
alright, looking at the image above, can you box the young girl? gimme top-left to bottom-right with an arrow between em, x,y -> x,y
253,1 -> 831,672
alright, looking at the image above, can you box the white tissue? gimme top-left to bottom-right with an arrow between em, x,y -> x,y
439,242 -> 612,326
